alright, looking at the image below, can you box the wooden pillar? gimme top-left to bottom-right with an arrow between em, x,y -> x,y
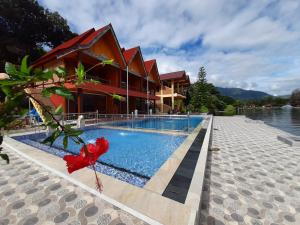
171,80 -> 174,110
177,82 -> 179,93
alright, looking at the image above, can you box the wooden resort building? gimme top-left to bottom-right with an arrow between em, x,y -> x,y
156,71 -> 190,113
32,23 -> 189,115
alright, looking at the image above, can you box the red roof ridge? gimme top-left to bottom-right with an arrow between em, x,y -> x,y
33,24 -> 113,66
160,70 -> 185,76
144,59 -> 156,73
160,70 -> 187,81
33,28 -> 95,65
122,47 -> 139,64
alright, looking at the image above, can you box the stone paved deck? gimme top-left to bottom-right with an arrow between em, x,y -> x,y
0,148 -> 150,225
200,116 -> 300,225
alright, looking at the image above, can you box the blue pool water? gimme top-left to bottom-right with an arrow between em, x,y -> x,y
51,128 -> 186,178
109,116 -> 203,132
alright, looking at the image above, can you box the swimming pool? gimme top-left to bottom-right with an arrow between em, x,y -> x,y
108,116 -> 203,132
16,128 -> 186,179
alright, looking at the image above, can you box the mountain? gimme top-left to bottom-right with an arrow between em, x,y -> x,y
278,95 -> 290,99
217,87 -> 271,100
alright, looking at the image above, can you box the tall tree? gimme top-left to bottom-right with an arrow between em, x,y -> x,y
190,66 -> 208,110
188,66 -> 227,113
0,0 -> 76,71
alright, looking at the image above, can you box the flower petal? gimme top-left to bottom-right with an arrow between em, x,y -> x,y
63,155 -> 89,173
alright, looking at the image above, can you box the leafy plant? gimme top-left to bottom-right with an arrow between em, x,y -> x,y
0,56 -> 119,145
224,105 -> 236,116
200,105 -> 209,113
0,56 -> 123,191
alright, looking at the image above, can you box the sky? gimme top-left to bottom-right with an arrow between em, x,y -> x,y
38,0 -> 300,96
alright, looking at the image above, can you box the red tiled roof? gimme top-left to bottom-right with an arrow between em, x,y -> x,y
80,25 -> 109,45
160,71 -> 186,81
122,47 -> 138,64
33,25 -> 111,66
144,59 -> 155,73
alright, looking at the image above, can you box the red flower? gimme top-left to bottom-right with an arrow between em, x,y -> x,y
63,137 -> 109,174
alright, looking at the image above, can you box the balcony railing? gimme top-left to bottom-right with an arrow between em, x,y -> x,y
120,81 -> 142,92
85,74 -> 111,85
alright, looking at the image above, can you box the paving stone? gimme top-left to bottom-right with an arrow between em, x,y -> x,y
0,148 -> 150,225
199,116 -> 300,225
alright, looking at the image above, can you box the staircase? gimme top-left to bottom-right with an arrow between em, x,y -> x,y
25,88 -> 56,123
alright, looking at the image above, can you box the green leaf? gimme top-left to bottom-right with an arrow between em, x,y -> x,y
0,80 -> 27,86
65,128 -> 83,137
20,55 -> 32,74
112,94 -> 125,102
55,67 -> 67,78
0,154 -> 9,164
54,105 -> 64,114
112,94 -> 121,101
41,87 -> 73,100
1,86 -> 12,97
63,136 -> 68,149
42,129 -> 62,146
39,70 -> 53,80
5,62 -> 17,75
102,59 -> 114,65
55,87 -> 73,99
75,63 -> 85,82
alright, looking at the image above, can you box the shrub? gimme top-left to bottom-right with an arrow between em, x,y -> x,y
224,105 -> 236,116
200,105 -> 209,113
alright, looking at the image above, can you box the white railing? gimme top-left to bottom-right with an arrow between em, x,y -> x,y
8,111 -> 197,133
60,111 -> 195,132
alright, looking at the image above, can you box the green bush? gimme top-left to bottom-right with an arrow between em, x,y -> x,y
200,105 -> 209,113
224,105 -> 236,116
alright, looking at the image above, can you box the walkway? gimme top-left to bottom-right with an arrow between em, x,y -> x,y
200,116 -> 300,225
0,148 -> 150,225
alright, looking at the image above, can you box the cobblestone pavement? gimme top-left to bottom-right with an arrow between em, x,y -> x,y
0,149 -> 149,225
200,116 -> 300,225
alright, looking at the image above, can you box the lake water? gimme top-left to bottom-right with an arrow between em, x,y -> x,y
240,107 -> 300,136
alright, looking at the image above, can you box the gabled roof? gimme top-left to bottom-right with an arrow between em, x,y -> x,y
122,47 -> 138,64
160,71 -> 186,81
122,46 -> 148,76
33,24 -> 126,67
144,59 -> 156,74
144,59 -> 160,84
33,28 -> 96,65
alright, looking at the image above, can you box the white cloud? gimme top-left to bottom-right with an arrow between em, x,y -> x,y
39,0 -> 300,95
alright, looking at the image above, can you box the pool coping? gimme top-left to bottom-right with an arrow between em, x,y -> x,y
4,115 -> 213,225
144,119 -> 204,194
99,125 -> 188,136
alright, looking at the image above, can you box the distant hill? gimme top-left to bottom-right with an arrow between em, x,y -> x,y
217,87 -> 271,100
278,95 -> 290,99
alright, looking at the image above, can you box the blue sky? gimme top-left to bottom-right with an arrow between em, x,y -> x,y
39,0 -> 300,95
